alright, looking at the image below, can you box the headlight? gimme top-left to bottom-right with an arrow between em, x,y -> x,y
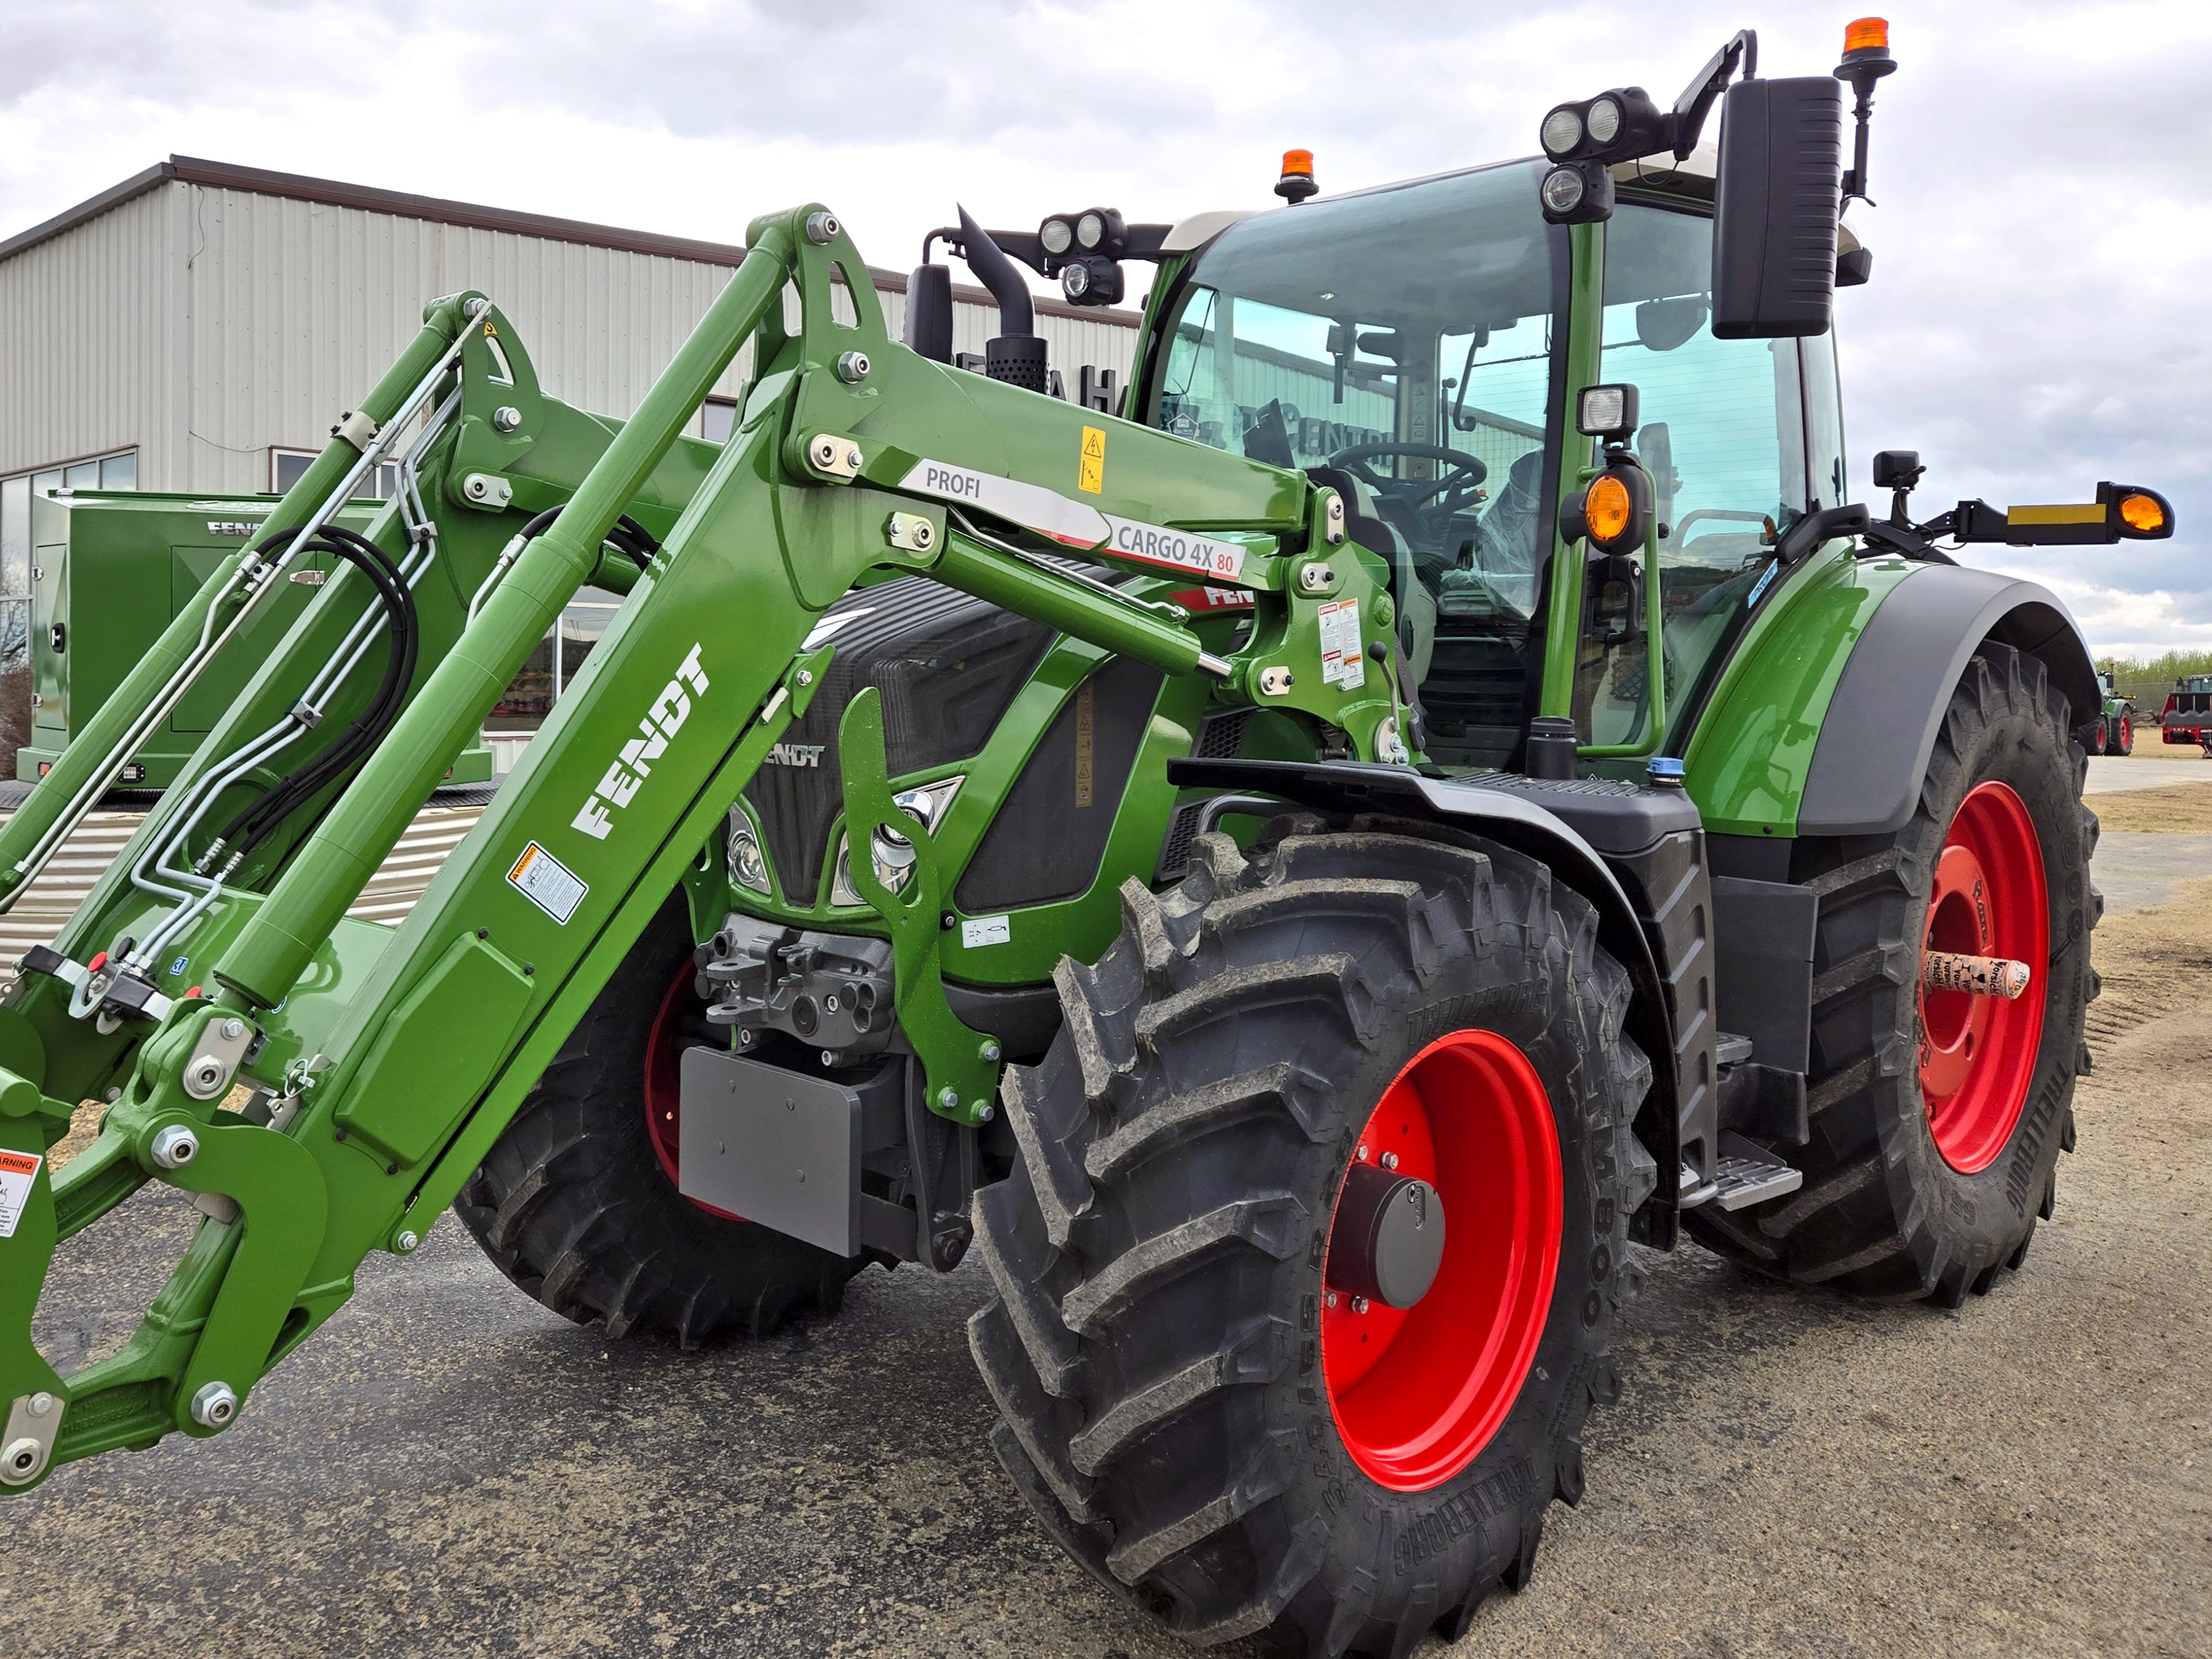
1040,217 -> 1073,256
830,777 -> 964,906
727,805 -> 773,896
1585,95 -> 1622,145
1061,261 -> 1091,299
1540,165 -> 1586,214
1076,211 -> 1105,249
1540,106 -> 1584,159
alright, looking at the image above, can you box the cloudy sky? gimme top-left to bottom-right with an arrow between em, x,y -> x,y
3,1 -> 2206,657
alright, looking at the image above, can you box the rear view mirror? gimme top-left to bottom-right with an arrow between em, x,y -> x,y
1711,76 -> 1843,339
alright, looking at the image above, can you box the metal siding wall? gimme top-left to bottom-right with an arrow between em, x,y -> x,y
2,182 -> 1142,496
0,186 -> 174,483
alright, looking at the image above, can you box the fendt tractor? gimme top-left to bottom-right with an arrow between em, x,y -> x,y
0,21 -> 2177,1653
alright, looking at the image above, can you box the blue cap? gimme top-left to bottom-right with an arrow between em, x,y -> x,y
1646,756 -> 1686,787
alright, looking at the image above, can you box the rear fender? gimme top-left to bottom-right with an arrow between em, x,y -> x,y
1798,567 -> 2096,838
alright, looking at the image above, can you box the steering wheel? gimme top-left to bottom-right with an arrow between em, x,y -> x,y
1327,443 -> 1490,536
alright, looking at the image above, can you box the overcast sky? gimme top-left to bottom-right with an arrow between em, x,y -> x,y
3,1 -> 2207,658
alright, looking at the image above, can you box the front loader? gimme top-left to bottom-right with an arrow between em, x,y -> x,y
0,20 -> 2177,1654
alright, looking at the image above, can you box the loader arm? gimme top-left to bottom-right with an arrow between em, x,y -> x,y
0,203 -> 1407,1488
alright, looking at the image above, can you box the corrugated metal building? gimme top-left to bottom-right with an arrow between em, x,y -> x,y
0,156 -> 1141,759
0,153 -> 1138,499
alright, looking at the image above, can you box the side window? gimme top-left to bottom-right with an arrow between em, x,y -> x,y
1583,203 -> 1809,748
1801,330 -> 1848,510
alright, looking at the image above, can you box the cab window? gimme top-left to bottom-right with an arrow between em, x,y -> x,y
1583,201 -> 1811,750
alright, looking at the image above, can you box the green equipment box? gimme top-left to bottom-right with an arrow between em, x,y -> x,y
20,488 -> 493,787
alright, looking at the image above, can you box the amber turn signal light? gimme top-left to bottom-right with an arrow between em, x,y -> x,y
1584,475 -> 1634,545
2118,492 -> 2167,534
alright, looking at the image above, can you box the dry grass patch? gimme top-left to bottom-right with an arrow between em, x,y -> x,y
2083,784 -> 2212,833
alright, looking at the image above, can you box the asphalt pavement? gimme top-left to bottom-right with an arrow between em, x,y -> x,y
3,862 -> 2206,1658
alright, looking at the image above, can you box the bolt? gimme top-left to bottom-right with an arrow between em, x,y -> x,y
150,1125 -> 199,1169
739,1030 -> 756,1047
824,994 -> 840,1013
491,405 -> 523,433
1325,1291 -> 1338,1308
844,442 -> 864,472
1382,1151 -> 1399,1171
979,1040 -> 1002,1063
1351,1297 -> 1370,1315
975,1102 -> 996,1123
805,211 -> 840,245
1355,1143 -> 1368,1161
221,1017 -> 245,1041
797,668 -> 814,687
2,1439 -> 40,1479
394,1230 -> 420,1253
186,1056 -> 226,1095
28,1393 -> 53,1418
190,1381 -> 238,1428
938,1086 -> 959,1111
103,1087 -> 121,1103
821,1050 -> 837,1067
836,350 -> 870,384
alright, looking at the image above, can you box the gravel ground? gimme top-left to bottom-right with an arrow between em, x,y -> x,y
3,844 -> 2206,1658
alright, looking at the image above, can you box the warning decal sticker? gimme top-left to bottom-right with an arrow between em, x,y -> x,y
0,1148 -> 43,1240
1317,598 -> 1365,690
1078,426 -> 1106,494
507,841 -> 588,925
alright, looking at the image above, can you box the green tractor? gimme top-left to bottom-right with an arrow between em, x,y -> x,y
0,21 -> 2177,1654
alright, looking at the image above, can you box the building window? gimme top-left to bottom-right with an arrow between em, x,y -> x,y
702,398 -> 738,445
271,447 -> 399,499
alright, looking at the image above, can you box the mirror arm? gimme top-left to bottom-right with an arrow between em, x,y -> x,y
1669,29 -> 1758,158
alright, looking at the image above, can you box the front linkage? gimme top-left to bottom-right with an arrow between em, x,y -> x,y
0,203 -> 1407,1489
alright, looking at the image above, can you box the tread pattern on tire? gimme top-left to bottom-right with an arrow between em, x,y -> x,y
454,898 -> 863,1347
969,821 -> 1656,1655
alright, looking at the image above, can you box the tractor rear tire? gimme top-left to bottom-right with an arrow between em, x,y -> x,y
455,896 -> 863,1346
970,821 -> 1656,1654
2115,711 -> 2134,756
1687,645 -> 2095,1302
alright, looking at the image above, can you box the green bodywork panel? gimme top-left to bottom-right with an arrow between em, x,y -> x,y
1681,551 -> 1918,837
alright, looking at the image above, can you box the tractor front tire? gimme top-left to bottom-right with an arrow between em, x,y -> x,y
970,822 -> 1656,1654
455,896 -> 863,1346
1688,644 -> 2095,1302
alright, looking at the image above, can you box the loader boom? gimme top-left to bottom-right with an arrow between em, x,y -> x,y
0,205 -> 1400,1488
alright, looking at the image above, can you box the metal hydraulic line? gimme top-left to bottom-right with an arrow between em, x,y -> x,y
211,228 -> 796,1013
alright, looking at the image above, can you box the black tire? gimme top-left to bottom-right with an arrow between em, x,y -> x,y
1688,645 -> 2095,1303
454,896 -> 863,1346
968,821 -> 1656,1654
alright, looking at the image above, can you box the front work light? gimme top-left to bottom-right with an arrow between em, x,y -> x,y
1539,87 -> 1672,164
1576,383 -> 1641,440
1540,160 -> 1615,224
1540,106 -> 1584,159
1040,216 -> 1074,256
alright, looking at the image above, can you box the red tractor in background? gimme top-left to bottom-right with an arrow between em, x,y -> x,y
2160,673 -> 2212,756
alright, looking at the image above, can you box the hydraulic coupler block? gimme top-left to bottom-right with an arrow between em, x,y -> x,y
697,915 -> 895,1061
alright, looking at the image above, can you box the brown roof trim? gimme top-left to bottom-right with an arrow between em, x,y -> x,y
0,155 -> 1138,329
0,160 -> 176,263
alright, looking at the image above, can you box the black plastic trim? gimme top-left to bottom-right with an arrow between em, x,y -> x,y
1800,565 -> 2096,837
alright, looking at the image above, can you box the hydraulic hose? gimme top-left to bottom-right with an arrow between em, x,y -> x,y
213,525 -> 419,861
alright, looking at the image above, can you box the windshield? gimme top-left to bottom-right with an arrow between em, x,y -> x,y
1148,161 -> 1566,768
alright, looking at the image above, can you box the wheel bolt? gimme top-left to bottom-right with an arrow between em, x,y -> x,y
1381,1151 -> 1399,1171
1351,1297 -> 1369,1315
1325,1292 -> 1338,1308
1355,1144 -> 1368,1161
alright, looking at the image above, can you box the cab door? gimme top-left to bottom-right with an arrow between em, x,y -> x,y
32,541 -> 67,739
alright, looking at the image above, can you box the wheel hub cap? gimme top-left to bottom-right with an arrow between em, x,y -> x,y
1321,1029 -> 1562,1492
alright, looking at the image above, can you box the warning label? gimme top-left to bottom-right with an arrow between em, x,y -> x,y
0,1148 -> 43,1240
1317,598 -> 1365,690
1078,426 -> 1106,494
507,841 -> 588,925
961,914 -> 1011,948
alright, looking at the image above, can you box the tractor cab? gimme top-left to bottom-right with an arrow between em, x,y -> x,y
1134,149 -> 1846,771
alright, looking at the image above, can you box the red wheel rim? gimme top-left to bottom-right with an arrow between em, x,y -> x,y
1918,780 -> 2048,1174
643,963 -> 741,1219
1321,1029 -> 1562,1492
2119,714 -> 2132,750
